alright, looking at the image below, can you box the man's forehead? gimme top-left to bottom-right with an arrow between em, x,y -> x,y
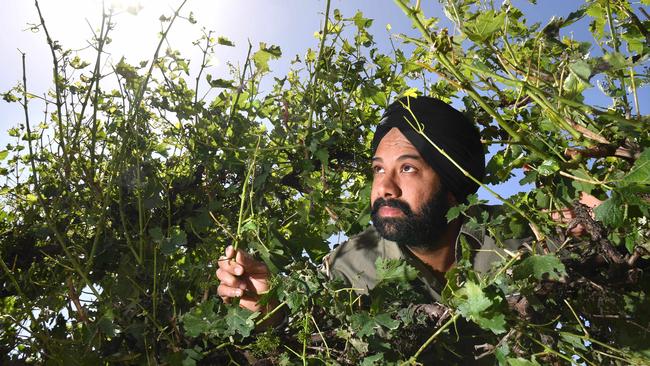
371,128 -> 424,162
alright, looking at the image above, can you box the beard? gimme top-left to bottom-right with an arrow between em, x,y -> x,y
371,187 -> 450,250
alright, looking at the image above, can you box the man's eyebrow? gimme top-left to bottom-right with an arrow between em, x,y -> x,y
371,154 -> 423,162
396,154 -> 423,161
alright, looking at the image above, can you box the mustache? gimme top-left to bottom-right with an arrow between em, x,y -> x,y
371,198 -> 414,216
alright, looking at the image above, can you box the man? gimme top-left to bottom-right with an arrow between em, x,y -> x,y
217,95 -> 516,313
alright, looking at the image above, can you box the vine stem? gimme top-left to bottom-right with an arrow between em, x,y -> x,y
34,0 -> 70,176
490,250 -> 522,281
194,29 -> 212,124
302,314 -> 309,366
0,256 -> 51,347
604,0 -> 629,112
558,170 -> 612,190
20,50 -> 101,299
229,42 -> 253,124
401,313 -> 460,365
306,0 -> 331,131
131,0 -> 188,117
0,255 -> 32,307
234,135 -> 262,251
564,299 -> 589,337
254,301 -> 287,326
559,331 -> 641,363
526,334 -> 585,364
310,314 -> 331,359
460,64 -> 584,142
629,67 -> 640,119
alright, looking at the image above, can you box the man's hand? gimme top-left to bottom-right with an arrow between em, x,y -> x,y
550,192 -> 603,237
216,245 -> 272,313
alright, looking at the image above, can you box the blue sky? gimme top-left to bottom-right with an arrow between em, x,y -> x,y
1,0 -> 647,203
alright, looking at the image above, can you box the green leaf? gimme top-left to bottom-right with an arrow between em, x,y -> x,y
7,127 -> 19,137
159,227 -> 187,254
563,73 -> 590,96
352,11 -> 373,29
569,60 -> 591,82
2,91 -> 19,103
181,299 -> 226,337
457,281 -> 492,314
375,258 -> 418,284
351,312 -> 398,338
621,148 -> 650,186
603,52 -> 628,71
284,290 -> 306,310
560,332 -> 588,352
621,23 -> 647,54
206,74 -> 234,88
252,43 -> 282,73
115,57 -> 139,81
400,87 -> 419,98
351,312 -> 376,338
26,193 -> 38,204
182,346 -> 203,366
476,313 -> 506,334
241,219 -> 258,233
97,311 -> 116,337
537,159 -> 560,176
149,227 -> 164,242
569,168 -> 595,193
70,56 -> 90,69
314,148 -> 329,166
495,344 -> 511,364
465,11 -> 506,41
586,2 -> 606,40
217,36 -> 235,47
170,228 -> 187,246
0,150 -> 8,161
446,206 -> 462,221
512,255 -> 566,281
594,193 -> 625,228
374,313 -> 399,330
361,353 -> 384,366
508,358 -> 541,366
225,306 -> 258,338
456,282 -> 506,334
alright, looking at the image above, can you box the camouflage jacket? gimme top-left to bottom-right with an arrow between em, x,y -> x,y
323,211 -> 526,302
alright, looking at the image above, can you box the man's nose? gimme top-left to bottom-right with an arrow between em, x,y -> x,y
376,175 -> 401,198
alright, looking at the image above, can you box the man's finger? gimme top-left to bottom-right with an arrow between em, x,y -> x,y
225,245 -> 236,259
216,268 -> 247,290
217,254 -> 244,276
217,245 -> 236,261
235,250 -> 269,275
217,284 -> 243,298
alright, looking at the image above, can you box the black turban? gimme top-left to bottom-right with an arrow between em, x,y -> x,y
371,96 -> 484,203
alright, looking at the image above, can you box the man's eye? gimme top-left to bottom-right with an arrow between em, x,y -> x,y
402,165 -> 416,173
372,166 -> 384,174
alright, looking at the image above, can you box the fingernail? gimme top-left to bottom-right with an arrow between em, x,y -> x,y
234,289 -> 242,296
235,267 -> 243,275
